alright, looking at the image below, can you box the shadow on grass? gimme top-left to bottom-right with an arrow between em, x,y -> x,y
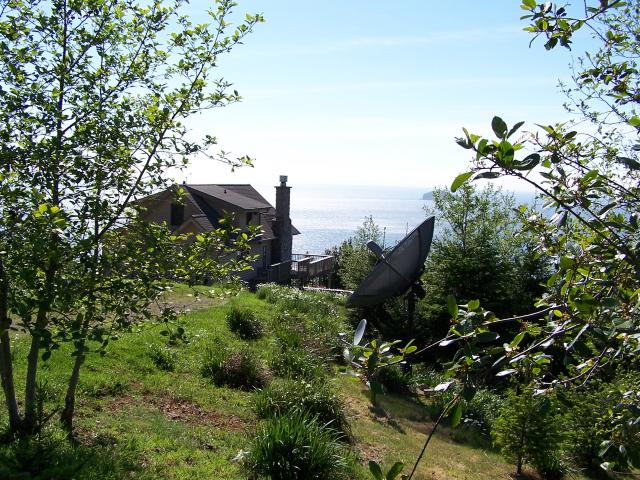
0,428 -> 144,480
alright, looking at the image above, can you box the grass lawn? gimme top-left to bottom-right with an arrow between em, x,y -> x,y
0,286 -> 593,479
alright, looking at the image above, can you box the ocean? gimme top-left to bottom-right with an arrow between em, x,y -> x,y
286,185 -> 431,254
255,184 -> 537,255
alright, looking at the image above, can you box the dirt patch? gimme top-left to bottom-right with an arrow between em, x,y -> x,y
357,441 -> 388,464
148,396 -> 249,430
106,392 -> 249,431
154,292 -> 227,315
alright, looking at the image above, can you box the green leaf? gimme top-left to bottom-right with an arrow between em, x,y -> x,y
451,401 -> 463,428
462,383 -> 476,401
491,116 -> 508,138
507,120 -> 525,137
618,156 -> 640,170
599,440 -> 612,457
521,0 -> 536,9
369,461 -> 384,480
386,462 -> 405,480
451,172 -> 474,192
468,299 -> 480,311
473,171 -> 501,180
446,295 -> 458,318
629,116 -> 640,127
510,332 -> 526,348
559,256 -> 575,269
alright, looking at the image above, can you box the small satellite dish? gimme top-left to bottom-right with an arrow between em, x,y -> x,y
346,217 -> 435,308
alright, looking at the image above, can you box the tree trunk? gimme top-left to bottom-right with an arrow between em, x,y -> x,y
0,259 -> 22,432
60,343 -> 85,433
23,325 -> 43,433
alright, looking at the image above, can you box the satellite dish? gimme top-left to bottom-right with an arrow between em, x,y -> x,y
346,217 -> 435,308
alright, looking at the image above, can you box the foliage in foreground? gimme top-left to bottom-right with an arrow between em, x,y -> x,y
0,0 -> 262,435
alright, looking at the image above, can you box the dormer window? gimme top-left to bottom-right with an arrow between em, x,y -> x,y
170,203 -> 184,226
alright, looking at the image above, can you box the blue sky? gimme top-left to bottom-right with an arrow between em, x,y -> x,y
181,1 -> 595,190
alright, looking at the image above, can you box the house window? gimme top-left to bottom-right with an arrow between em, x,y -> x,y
246,212 -> 253,225
170,203 -> 184,226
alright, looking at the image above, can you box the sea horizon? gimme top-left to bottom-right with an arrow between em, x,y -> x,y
251,183 -> 536,255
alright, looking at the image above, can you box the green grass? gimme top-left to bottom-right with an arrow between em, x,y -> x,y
0,286 -> 595,479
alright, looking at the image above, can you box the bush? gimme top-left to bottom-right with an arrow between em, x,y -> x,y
532,450 -> 568,480
246,412 -> 350,479
493,389 -> 562,477
375,365 -> 412,395
253,379 -> 350,438
226,306 -> 264,340
560,371 -> 640,472
201,344 -> 266,390
147,343 -> 177,372
463,388 -> 504,435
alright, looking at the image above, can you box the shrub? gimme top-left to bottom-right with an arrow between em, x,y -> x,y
226,306 -> 264,340
246,412 -> 350,479
463,388 -> 504,435
375,365 -> 412,395
201,344 -> 266,390
560,371 -> 640,472
256,284 -> 277,303
147,343 -> 177,372
532,451 -> 568,480
493,388 -> 562,477
253,379 -> 350,438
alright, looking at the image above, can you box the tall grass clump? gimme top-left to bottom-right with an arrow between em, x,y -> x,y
201,343 -> 266,390
226,305 -> 264,340
246,412 -> 350,480
147,343 -> 177,372
270,323 -> 326,380
253,379 -> 350,438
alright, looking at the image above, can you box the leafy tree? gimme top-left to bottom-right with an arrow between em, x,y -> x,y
0,0 -> 262,435
493,388 -> 561,477
445,0 -> 640,470
333,215 -> 383,290
419,184 -> 549,345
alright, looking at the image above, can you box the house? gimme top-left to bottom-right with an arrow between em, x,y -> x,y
138,176 -> 333,284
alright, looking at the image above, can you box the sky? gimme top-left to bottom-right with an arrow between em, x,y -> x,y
178,1 -> 596,191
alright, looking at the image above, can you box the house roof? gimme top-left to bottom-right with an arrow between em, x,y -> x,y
185,184 -> 271,211
180,183 -> 299,240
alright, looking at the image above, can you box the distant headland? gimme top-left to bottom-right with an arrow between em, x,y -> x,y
421,191 -> 433,200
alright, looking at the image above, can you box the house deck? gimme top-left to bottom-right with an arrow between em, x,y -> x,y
264,253 -> 334,284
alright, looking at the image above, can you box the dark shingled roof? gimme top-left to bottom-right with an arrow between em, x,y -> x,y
180,184 -> 298,240
185,184 -> 271,211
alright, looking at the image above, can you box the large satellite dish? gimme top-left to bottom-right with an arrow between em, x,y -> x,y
346,216 -> 435,308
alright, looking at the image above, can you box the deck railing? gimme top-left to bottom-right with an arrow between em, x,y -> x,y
265,253 -> 334,283
291,253 -> 334,279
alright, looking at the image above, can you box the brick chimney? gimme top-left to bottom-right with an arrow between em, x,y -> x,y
273,175 -> 292,264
